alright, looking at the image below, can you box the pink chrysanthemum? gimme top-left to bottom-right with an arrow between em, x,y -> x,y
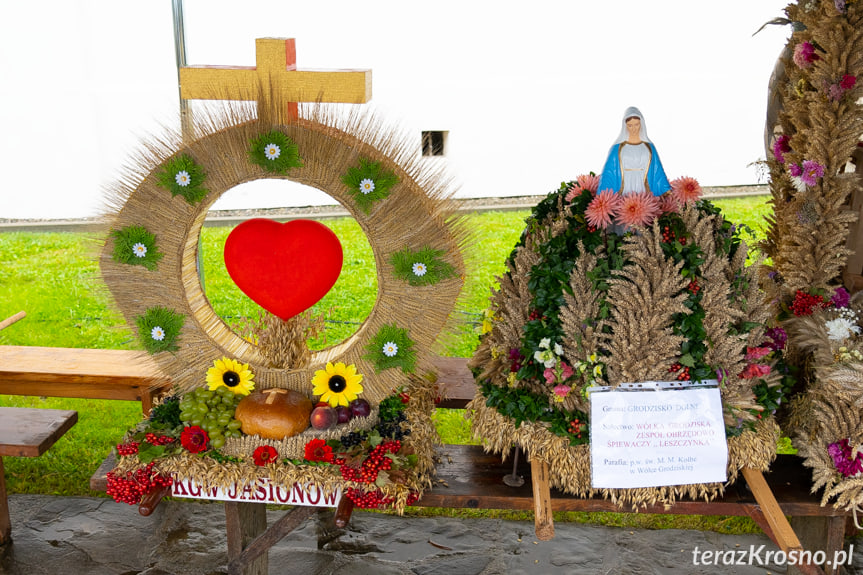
800,160 -> 825,187
615,192 -> 660,229
564,183 -> 580,203
745,346 -> 772,361
793,41 -> 818,68
585,189 -> 621,230
789,163 -> 803,177
670,176 -> 702,205
659,193 -> 680,214
577,173 -> 600,194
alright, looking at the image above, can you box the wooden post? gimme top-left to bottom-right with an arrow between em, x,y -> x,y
530,458 -> 555,540
0,458 -> 9,545
0,311 -> 25,332
225,501 -> 268,575
742,467 -> 825,575
789,516 -> 848,575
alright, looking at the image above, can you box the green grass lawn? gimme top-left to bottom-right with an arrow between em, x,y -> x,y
0,196 -> 775,533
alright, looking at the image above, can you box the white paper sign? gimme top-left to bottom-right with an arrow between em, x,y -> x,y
589,386 -> 728,489
171,476 -> 341,507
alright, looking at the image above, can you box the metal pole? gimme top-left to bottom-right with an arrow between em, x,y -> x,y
171,0 -> 192,139
171,0 -> 204,288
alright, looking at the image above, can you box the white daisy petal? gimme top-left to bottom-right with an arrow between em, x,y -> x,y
382,341 -> 399,357
175,170 -> 191,187
411,262 -> 427,276
264,144 -> 281,160
132,243 -> 148,258
150,326 -> 166,341
359,178 -> 375,195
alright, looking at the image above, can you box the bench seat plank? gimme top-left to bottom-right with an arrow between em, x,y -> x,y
0,407 -> 78,457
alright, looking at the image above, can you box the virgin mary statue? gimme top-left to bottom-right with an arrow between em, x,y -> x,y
597,107 -> 671,196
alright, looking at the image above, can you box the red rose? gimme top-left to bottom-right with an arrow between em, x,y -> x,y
304,438 -> 334,463
180,425 -> 209,453
252,445 -> 279,466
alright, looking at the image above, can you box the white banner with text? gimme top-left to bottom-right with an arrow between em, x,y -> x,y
589,385 -> 728,489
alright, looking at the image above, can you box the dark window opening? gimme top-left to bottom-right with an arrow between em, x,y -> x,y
421,131 -> 446,156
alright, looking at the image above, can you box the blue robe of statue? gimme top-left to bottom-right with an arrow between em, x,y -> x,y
597,142 -> 671,197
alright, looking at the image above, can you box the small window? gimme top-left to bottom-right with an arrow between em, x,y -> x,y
421,131 -> 446,157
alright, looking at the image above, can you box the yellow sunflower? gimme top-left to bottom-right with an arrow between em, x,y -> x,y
206,357 -> 255,396
312,362 -> 364,407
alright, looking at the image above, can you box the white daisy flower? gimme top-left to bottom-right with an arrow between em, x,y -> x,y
412,262 -> 427,277
826,317 -> 861,341
175,170 -> 191,187
382,341 -> 399,357
359,178 -> 375,195
132,243 -> 148,258
264,144 -> 281,160
150,326 -> 166,341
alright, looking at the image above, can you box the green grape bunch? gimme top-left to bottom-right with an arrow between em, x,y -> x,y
179,387 -> 244,450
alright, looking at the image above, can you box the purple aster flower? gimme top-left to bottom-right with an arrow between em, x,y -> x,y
789,163 -> 803,177
835,0 -> 846,12
831,286 -> 851,308
772,135 -> 791,164
800,160 -> 825,187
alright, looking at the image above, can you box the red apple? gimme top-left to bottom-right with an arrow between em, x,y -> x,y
335,405 -> 352,424
310,405 -> 337,430
350,398 -> 371,419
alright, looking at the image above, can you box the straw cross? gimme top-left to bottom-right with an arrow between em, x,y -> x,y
179,38 -> 371,122
262,387 -> 290,405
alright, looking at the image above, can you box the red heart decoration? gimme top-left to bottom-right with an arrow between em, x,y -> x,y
224,219 -> 343,320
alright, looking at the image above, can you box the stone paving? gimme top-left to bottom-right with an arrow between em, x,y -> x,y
1,494 -> 861,574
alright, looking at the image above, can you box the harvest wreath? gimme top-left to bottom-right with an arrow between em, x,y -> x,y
468,178 -> 787,509
99,102 -> 466,512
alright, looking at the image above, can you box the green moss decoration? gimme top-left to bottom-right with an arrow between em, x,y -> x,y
389,246 -> 456,286
248,130 -> 303,174
136,306 -> 185,354
341,157 -> 399,214
111,225 -> 163,271
364,324 -> 416,373
156,153 -> 209,204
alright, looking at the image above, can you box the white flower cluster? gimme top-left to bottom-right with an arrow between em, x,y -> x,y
533,337 -> 563,368
825,307 -> 861,342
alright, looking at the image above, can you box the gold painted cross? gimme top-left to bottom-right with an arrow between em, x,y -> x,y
179,38 -> 371,122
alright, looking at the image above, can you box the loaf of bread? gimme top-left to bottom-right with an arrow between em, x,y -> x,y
234,389 -> 312,439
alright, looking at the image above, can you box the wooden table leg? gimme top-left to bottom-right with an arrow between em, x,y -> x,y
225,501 -> 268,575
790,516 -> 848,575
531,458 -> 555,541
0,457 -> 10,545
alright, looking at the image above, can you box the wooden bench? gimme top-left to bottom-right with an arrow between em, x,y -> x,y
0,346 -> 173,415
0,407 -> 77,545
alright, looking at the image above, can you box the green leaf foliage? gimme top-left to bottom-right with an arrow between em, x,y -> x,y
248,130 -> 303,174
135,306 -> 185,354
156,153 -> 209,204
341,157 -> 399,214
389,246 -> 456,286
111,225 -> 163,271
363,323 -> 416,373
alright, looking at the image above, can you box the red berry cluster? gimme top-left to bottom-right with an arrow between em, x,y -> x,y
144,433 -> 175,446
568,419 -> 584,439
528,309 -> 542,321
687,280 -> 701,294
587,224 -> 597,233
399,392 -> 410,404
668,363 -> 690,381
116,442 -> 140,456
339,440 -> 401,484
661,226 -> 676,243
790,290 -> 826,316
344,488 -> 420,510
106,462 -> 173,505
